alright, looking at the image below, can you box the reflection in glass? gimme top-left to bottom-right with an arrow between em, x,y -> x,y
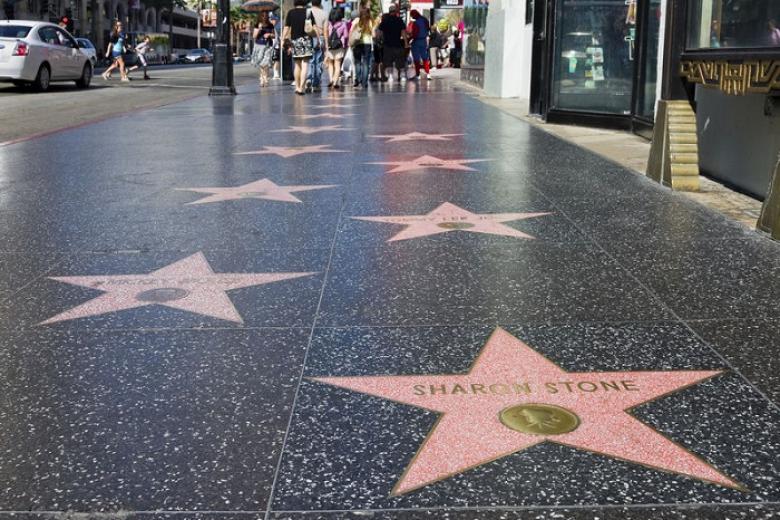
551,0 -> 635,114
687,0 -> 780,49
637,0 -> 661,119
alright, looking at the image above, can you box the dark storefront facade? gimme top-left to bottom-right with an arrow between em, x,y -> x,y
529,0 -> 663,137
678,0 -> 780,199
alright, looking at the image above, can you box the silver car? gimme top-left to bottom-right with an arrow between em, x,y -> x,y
0,20 -> 92,91
76,37 -> 98,68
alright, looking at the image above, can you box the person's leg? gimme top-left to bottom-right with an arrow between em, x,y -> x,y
118,57 -> 128,81
293,59 -> 302,91
333,58 -> 342,86
312,45 -> 323,89
299,59 -> 309,92
360,48 -> 370,87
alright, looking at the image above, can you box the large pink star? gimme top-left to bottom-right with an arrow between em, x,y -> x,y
368,155 -> 491,174
176,178 -> 336,204
312,328 -> 742,496
273,125 -> 353,135
234,145 -> 348,158
352,202 -> 550,242
369,132 -> 464,142
40,252 -> 316,325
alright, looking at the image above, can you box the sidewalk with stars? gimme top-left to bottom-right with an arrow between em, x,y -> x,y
0,77 -> 777,520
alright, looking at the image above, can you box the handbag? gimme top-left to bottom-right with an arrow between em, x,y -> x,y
348,25 -> 361,47
304,10 -> 317,36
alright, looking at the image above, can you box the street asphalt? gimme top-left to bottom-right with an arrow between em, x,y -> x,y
0,62 -> 260,145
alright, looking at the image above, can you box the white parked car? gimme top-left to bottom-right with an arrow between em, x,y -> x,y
76,37 -> 98,67
184,48 -> 212,64
0,20 -> 92,91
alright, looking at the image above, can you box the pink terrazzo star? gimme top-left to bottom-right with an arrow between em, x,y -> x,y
41,252 -> 316,325
273,125 -> 353,135
312,327 -> 741,496
369,132 -> 464,142
295,113 -> 356,120
352,202 -> 550,242
234,145 -> 348,158
176,179 -> 336,204
368,154 -> 491,174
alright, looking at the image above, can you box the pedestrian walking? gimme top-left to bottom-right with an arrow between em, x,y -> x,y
251,12 -> 275,87
370,13 -> 386,82
349,7 -> 374,89
283,0 -> 320,95
409,10 -> 431,80
102,21 -> 128,82
324,8 -> 348,89
377,4 -> 408,82
127,35 -> 151,80
306,0 -> 328,92
429,25 -> 443,70
270,12 -> 282,80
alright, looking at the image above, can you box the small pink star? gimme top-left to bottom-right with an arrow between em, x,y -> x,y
272,125 -> 353,135
41,252 -> 316,325
312,327 -> 742,496
176,178 -> 337,204
295,113 -> 356,120
234,145 -> 348,158
370,132 -> 464,142
368,155 -> 491,174
352,202 -> 550,242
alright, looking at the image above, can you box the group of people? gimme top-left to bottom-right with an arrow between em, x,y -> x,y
100,20 -> 152,82
251,1 -> 463,95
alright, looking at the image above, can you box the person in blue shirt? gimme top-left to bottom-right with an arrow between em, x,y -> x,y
102,21 -> 128,82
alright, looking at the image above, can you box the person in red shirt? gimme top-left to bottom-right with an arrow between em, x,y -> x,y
408,9 -> 431,80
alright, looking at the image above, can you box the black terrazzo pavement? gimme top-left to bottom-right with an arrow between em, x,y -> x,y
0,77 -> 778,519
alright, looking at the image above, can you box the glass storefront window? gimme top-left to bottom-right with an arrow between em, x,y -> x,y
551,0 -> 636,114
687,0 -> 780,50
636,0 -> 661,119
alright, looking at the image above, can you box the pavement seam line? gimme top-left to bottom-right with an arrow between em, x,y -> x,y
263,156 -> 351,520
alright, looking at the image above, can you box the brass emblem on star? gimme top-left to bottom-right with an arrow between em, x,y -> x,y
500,403 -> 580,436
437,222 -> 475,230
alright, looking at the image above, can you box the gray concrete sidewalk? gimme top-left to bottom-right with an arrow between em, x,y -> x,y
472,92 -> 763,230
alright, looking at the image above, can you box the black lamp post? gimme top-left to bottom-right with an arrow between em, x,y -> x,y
209,0 -> 236,95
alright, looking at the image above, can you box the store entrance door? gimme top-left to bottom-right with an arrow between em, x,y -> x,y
530,0 -> 661,136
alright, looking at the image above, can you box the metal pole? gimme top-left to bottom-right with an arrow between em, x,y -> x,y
196,0 -> 201,48
209,0 -> 235,94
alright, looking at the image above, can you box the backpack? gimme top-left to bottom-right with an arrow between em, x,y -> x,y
328,22 -> 343,50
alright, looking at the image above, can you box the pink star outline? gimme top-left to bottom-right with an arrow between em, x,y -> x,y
310,103 -> 360,109
368,154 -> 491,174
176,178 -> 337,204
369,132 -> 464,142
352,202 -> 551,241
272,125 -> 353,135
234,145 -> 349,158
40,252 -> 317,325
312,327 -> 743,496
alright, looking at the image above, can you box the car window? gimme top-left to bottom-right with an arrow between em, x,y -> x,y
77,39 -> 93,49
54,28 -> 76,48
0,26 -> 32,38
38,26 -> 61,45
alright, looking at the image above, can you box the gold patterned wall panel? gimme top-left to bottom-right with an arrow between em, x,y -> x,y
680,59 -> 780,96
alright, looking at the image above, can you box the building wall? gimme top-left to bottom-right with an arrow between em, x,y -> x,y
483,0 -> 532,99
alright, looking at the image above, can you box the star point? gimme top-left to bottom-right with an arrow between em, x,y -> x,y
370,132 -> 464,142
234,145 -> 348,158
176,178 -> 337,204
40,252 -> 317,325
313,327 -> 741,495
368,155 -> 491,174
273,125 -> 353,135
352,202 -> 550,241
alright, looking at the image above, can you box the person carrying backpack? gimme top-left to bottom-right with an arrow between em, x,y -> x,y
324,7 -> 348,89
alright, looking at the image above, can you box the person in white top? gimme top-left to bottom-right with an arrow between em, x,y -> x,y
307,0 -> 329,92
128,35 -> 151,80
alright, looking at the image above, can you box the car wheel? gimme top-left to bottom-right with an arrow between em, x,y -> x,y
91,57 -> 97,68
32,64 -> 51,92
75,63 -> 92,88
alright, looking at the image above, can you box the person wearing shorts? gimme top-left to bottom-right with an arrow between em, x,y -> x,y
377,5 -> 407,81
128,35 -> 151,80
